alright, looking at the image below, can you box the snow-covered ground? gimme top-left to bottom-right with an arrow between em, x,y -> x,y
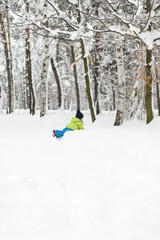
0,110 -> 160,240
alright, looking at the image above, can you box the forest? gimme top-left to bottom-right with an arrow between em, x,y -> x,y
0,0 -> 160,125
1,1 -> 160,238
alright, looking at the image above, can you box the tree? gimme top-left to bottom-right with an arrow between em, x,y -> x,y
25,0 -> 35,115
50,57 -> 63,109
5,0 -> 14,113
40,1 -> 49,117
130,43 -> 146,120
0,83 -> 3,113
71,44 -> 81,110
155,56 -> 160,116
80,38 -> 96,122
91,1 -> 101,115
99,0 -> 160,123
114,33 -> 125,126
0,0 -> 14,113
76,2 -> 96,122
144,0 -> 153,124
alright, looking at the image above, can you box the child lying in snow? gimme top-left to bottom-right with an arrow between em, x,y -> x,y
52,110 -> 84,138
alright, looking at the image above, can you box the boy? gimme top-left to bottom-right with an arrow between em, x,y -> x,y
52,110 -> 84,138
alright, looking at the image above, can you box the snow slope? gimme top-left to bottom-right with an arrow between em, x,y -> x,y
0,110 -> 160,240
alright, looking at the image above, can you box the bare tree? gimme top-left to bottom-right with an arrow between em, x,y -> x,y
40,1 -> 49,117
0,0 -> 14,113
80,38 -> 96,122
0,83 -> 3,113
77,2 -> 96,122
114,34 -> 125,126
50,58 -> 63,109
5,0 -> 14,113
145,0 -> 153,123
71,44 -> 81,110
155,57 -> 160,116
25,0 -> 35,115
92,1 -> 101,115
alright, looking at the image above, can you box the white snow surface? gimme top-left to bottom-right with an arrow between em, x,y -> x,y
0,110 -> 160,240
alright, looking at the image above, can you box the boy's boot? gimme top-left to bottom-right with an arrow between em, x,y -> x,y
52,129 -> 56,137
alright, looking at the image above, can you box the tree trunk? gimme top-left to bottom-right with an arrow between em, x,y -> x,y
114,34 -> 125,126
25,31 -> 35,115
0,5 -> 13,113
50,58 -> 63,109
25,0 -> 35,115
75,3 -> 95,122
71,45 -> 80,110
112,86 -> 116,111
80,38 -> 96,123
93,2 -> 101,115
156,82 -> 160,116
145,49 -> 153,124
145,0 -> 153,124
5,0 -> 14,112
0,83 -> 3,113
40,1 -> 49,117
155,57 -> 160,116
94,72 -> 101,115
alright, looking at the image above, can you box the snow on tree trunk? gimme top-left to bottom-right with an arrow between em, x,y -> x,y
71,45 -> 80,110
40,2 -> 49,117
40,43 -> 49,117
114,34 -> 125,126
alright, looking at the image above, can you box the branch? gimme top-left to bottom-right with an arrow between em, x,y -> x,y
154,38 -> 160,43
1,0 -> 78,38
59,17 -> 78,31
102,3 -> 130,28
46,0 -> 78,31
126,0 -> 138,7
1,1 -> 51,33
133,30 -> 147,47
65,0 -> 148,46
138,0 -> 154,34
30,28 -> 73,42
127,0 -> 141,24
105,0 -> 118,12
154,4 -> 160,12
46,0 -> 60,16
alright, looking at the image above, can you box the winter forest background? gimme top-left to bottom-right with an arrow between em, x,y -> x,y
1,1 -> 160,239
0,0 -> 160,125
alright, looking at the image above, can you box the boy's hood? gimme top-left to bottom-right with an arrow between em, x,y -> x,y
71,117 -> 82,122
